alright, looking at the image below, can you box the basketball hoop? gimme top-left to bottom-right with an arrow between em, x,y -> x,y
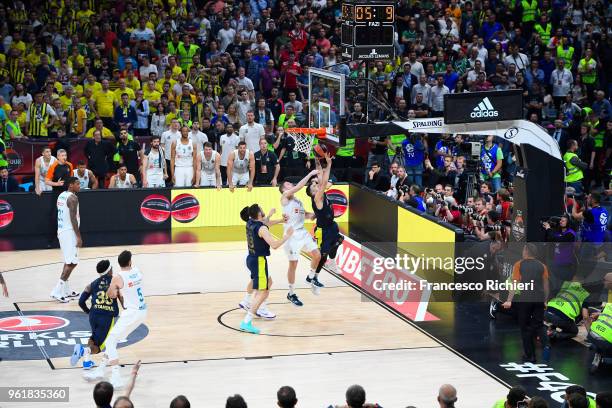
285,127 -> 327,156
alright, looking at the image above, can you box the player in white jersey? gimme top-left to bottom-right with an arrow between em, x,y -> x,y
226,141 -> 255,192
171,126 -> 197,187
50,177 -> 82,303
280,170 -> 322,303
195,141 -> 222,188
109,165 -> 137,189
34,147 -> 56,195
84,250 -> 147,389
219,124 -> 240,185
73,161 -> 98,190
161,119 -> 181,183
141,135 -> 168,188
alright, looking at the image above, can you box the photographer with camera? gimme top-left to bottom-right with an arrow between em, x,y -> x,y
434,193 -> 462,227
401,133 -> 427,187
399,184 -> 426,212
473,210 -> 507,241
480,135 -> 504,193
394,166 -> 411,200
542,215 -> 577,289
425,155 -> 458,188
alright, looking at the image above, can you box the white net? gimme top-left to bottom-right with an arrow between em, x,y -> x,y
285,128 -> 325,155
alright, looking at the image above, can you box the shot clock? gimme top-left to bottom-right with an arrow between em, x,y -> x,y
341,0 -> 395,60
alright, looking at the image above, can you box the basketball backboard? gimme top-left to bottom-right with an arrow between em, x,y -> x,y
307,68 -> 346,146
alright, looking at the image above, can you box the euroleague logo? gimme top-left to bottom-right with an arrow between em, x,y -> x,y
0,311 -> 148,361
140,193 -> 200,224
0,199 -> 14,229
326,189 -> 348,217
0,315 -> 69,332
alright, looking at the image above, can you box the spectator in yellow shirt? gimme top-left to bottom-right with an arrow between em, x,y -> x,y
114,78 -> 136,103
125,67 -> 141,90
156,68 -> 177,92
68,98 -> 88,138
84,74 -> 102,95
143,80 -> 162,113
85,118 -> 115,139
94,79 -> 117,129
59,86 -> 75,110
67,74 -> 84,97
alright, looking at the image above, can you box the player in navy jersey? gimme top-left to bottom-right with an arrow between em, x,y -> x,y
71,260 -> 122,369
306,153 -> 344,293
239,204 -> 293,334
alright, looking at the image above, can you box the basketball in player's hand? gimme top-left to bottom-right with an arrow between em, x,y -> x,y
313,143 -> 337,168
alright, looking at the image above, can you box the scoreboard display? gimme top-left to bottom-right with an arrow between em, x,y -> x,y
341,0 -> 395,60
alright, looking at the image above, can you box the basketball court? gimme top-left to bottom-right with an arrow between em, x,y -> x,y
0,242 -> 510,407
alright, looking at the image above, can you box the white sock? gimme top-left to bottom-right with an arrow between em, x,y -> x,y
243,311 -> 253,324
259,301 -> 267,311
52,280 -> 64,297
63,281 -> 72,295
98,358 -> 107,370
288,284 -> 295,295
83,347 -> 91,362
242,293 -> 251,303
308,270 -> 315,279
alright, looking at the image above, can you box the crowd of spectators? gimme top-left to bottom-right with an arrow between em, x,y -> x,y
0,0 -> 609,240
0,0 -> 609,198
91,378 -> 612,408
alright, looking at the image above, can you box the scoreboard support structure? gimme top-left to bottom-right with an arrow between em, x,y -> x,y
341,0 -> 396,61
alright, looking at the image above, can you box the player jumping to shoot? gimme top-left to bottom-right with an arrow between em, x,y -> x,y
279,169 -> 321,303
240,204 -> 293,334
306,153 -> 344,288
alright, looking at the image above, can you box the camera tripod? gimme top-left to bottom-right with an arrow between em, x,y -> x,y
463,172 -> 480,203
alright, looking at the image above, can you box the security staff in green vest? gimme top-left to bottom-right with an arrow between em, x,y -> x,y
563,139 -> 587,195
177,35 -> 200,72
492,386 -> 527,408
167,32 -> 182,56
334,137 -> 356,182
587,272 -> 612,372
584,109 -> 605,151
3,110 -> 22,140
534,15 -> 552,45
561,385 -> 597,408
578,49 -> 597,92
277,105 -> 296,129
556,35 -> 575,68
520,0 -> 538,35
545,280 -> 590,340
0,138 -> 7,167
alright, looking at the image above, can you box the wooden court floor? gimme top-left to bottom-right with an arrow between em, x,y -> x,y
0,242 -> 509,407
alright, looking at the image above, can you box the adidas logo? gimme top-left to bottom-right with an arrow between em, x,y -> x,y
470,97 -> 499,119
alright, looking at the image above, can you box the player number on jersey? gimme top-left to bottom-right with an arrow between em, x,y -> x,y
95,290 -> 113,306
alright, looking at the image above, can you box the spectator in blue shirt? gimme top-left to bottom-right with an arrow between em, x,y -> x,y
443,63 -> 459,91
480,14 -> 503,43
592,91 -> 611,122
117,47 -> 138,71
